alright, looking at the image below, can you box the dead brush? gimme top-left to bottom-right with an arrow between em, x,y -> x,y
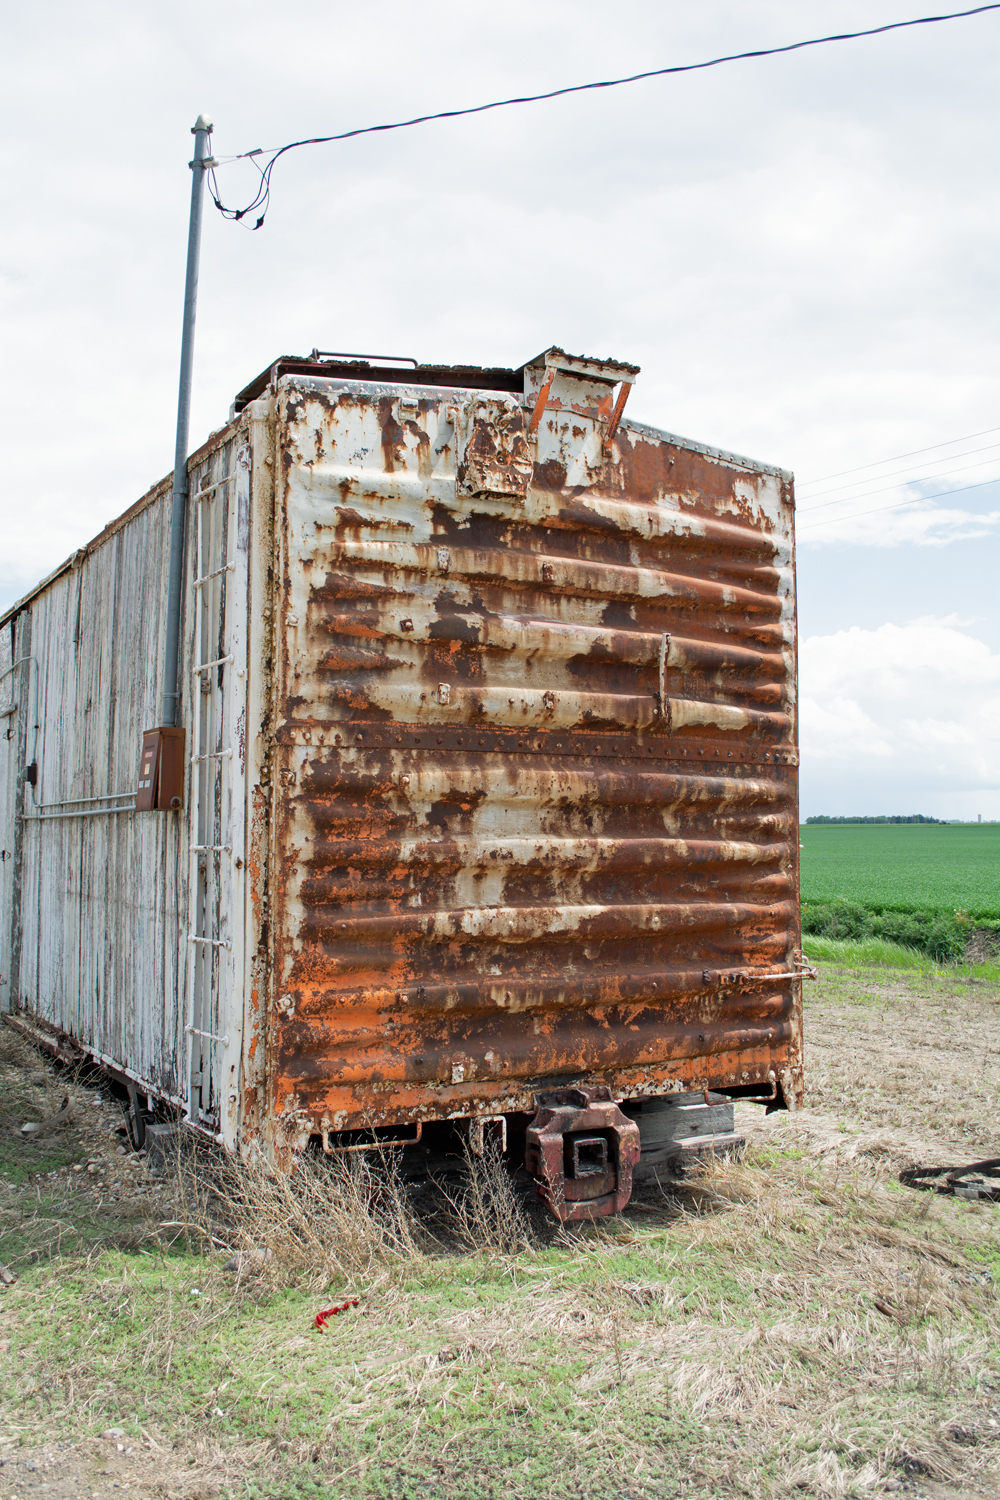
156,1133 -> 427,1290
435,1137 -> 537,1259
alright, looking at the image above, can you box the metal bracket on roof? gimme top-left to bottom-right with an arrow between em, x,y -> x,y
526,358 -> 559,435
309,350 -> 418,367
603,379 -> 636,450
525,348 -> 639,453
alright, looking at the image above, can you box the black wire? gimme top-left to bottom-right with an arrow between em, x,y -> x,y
797,424 -> 1000,487
798,448 -> 1000,511
797,475 -> 1000,531
207,3 -> 1000,229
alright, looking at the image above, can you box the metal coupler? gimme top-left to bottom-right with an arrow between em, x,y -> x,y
525,1085 -> 640,1222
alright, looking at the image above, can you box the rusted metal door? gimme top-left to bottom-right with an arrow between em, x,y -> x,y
266,351 -> 799,1156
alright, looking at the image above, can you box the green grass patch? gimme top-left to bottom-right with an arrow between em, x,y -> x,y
3,981 -> 1000,1498
0,1178 -> 148,1265
0,1239 -> 774,1496
801,932 -> 1000,983
801,899 -> 969,961
5,1178 -> 999,1500
799,822 -> 1000,920
0,1135 -> 86,1186
801,933 -> 929,970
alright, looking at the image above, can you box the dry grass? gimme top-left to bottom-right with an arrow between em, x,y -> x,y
153,1126 -> 543,1300
799,961 -> 1000,1157
430,1137 -> 537,1260
159,1135 -> 428,1291
2,964 -> 1000,1500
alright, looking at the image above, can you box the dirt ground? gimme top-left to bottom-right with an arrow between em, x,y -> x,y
1,961 -> 998,1500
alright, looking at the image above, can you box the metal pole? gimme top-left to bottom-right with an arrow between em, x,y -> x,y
161,114 -> 214,727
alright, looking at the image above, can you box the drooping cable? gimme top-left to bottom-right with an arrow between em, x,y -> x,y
796,424 -> 1000,489
206,4 -> 1000,229
797,476 -> 1000,531
798,452 -> 1000,512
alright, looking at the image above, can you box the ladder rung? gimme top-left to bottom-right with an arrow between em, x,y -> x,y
191,749 -> 233,763
190,843 -> 232,853
195,474 -> 236,499
185,1024 -> 230,1046
193,563 -> 235,589
187,934 -> 232,950
193,654 -> 234,673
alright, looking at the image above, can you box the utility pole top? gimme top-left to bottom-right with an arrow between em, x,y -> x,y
192,114 -> 213,134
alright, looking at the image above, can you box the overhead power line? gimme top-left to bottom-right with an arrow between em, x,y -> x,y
207,4 -> 1000,229
798,451 -> 1000,512
797,426 -> 1000,489
798,476 -> 1000,531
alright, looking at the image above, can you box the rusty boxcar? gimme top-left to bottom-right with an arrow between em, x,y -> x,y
0,347 -> 802,1219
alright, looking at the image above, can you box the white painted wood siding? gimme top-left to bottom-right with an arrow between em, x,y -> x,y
0,425 -> 251,1126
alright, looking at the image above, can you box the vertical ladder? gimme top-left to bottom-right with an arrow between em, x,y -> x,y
183,445 -> 248,1138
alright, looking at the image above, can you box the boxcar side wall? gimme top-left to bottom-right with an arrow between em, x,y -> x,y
0,426 -> 253,1135
265,372 -> 801,1154
1,615 -> 30,1013
2,483 -> 188,1095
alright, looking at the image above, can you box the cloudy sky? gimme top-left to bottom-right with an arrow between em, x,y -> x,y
1,0 -> 997,817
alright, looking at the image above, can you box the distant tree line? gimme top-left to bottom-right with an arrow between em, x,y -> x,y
804,815 -> 941,825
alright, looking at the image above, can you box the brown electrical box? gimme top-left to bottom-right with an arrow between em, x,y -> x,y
135,727 -> 185,811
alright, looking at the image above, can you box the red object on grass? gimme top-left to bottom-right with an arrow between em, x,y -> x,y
314,1299 -> 360,1328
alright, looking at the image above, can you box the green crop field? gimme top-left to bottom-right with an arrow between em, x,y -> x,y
799,822 -> 1000,920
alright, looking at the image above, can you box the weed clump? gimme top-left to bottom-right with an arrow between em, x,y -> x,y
161,1133 -> 543,1289
801,900 -> 968,961
162,1136 -> 426,1290
434,1139 -> 536,1260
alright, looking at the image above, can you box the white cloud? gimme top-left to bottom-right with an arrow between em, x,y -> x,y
797,492 -> 1000,548
1,1 -> 999,619
799,618 -> 1000,818
799,695 -> 894,758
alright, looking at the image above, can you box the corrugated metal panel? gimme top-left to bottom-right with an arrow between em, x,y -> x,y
267,359 -> 800,1148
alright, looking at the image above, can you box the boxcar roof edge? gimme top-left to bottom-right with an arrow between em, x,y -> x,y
0,414 -> 244,629
276,371 -> 793,481
1,359 -> 794,629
